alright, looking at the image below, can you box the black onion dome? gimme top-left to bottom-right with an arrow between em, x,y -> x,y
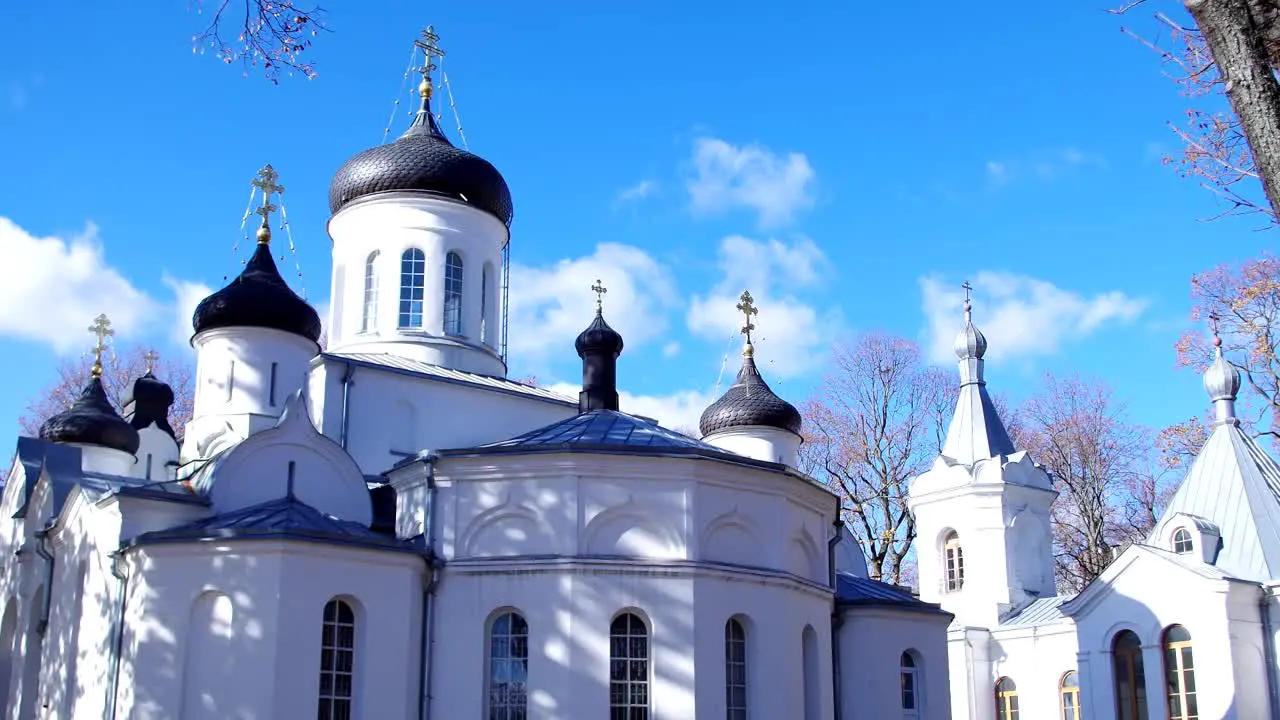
699,355 -> 802,437
123,372 -> 176,438
40,377 -> 140,455
328,102 -> 513,226
192,243 -> 322,342
575,311 -> 624,357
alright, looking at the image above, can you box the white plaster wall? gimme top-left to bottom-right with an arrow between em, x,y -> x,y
115,541 -> 423,720
75,445 -> 134,476
432,560 -> 833,720
986,623 -> 1080,720
702,426 -> 801,467
837,606 -> 951,720
132,424 -> 178,483
310,357 -> 575,475
185,327 -> 319,461
327,194 -> 507,376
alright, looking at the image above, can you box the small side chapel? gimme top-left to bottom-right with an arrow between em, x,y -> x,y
0,25 -> 954,720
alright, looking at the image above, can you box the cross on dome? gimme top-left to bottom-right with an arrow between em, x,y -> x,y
414,25 -> 446,98
143,349 -> 159,375
737,290 -> 758,349
251,164 -> 285,244
591,279 -> 607,313
962,280 -> 973,317
88,313 -> 114,379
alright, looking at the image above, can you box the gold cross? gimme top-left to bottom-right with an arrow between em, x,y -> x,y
736,290 -> 758,344
143,350 -> 159,375
413,25 -> 446,97
251,164 -> 284,243
88,314 -> 113,379
591,279 -> 607,313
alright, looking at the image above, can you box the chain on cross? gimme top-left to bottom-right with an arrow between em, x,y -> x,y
591,279 -> 607,313
736,290 -> 758,345
251,164 -> 285,243
414,25 -> 446,97
88,314 -> 114,379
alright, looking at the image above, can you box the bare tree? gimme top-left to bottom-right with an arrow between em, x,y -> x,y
1116,0 -> 1280,222
20,346 -> 195,439
1012,374 -> 1174,591
798,333 -> 952,585
190,0 -> 330,82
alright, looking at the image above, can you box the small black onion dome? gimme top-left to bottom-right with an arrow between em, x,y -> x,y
328,99 -> 513,226
40,377 -> 140,455
699,351 -> 803,437
192,242 -> 322,343
575,311 -> 624,357
123,372 -> 176,438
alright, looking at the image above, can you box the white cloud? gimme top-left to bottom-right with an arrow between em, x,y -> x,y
545,381 -> 717,435
0,217 -> 160,353
687,137 -> 815,228
919,272 -> 1148,364
661,341 -> 681,358
984,147 -> 1103,186
508,243 -> 679,362
163,275 -> 213,349
616,179 -> 657,204
686,235 -> 835,378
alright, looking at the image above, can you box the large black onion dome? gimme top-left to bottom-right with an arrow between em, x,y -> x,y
575,311 -> 624,357
40,377 -> 140,455
123,372 -> 176,438
699,352 -> 802,437
328,101 -> 513,226
192,243 -> 322,343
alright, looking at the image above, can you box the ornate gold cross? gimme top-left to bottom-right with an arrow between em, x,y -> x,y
143,349 -> 159,375
88,314 -> 113,379
251,163 -> 284,243
414,25 -> 446,97
591,279 -> 607,313
736,290 -> 758,344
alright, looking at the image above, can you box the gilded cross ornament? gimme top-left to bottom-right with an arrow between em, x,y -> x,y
251,164 -> 285,244
88,314 -> 114,379
591,279 -> 607,313
414,25 -> 446,97
736,290 -> 758,345
143,350 -> 159,375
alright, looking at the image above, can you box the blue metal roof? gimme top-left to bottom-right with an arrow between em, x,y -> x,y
131,495 -> 419,554
835,573 -> 948,614
998,595 -> 1075,628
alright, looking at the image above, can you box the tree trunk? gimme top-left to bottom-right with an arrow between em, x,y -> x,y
1188,0 -> 1280,217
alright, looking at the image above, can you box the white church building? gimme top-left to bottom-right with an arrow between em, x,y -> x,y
909,296 -> 1280,719
0,27 -> 956,720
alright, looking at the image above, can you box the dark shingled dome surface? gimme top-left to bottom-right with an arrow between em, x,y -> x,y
699,356 -> 803,437
329,106 -> 513,226
192,243 -> 322,342
40,377 -> 141,455
123,372 -> 177,438
575,311 -> 624,357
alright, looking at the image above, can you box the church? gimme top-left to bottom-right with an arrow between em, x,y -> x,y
0,27 -> 952,720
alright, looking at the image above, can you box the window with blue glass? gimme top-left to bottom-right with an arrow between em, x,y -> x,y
444,251 -> 464,335
487,611 -> 528,720
398,249 -> 425,329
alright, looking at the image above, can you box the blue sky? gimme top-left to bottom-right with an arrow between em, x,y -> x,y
0,0 -> 1271,439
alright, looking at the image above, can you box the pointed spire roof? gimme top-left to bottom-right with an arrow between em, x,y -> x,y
1151,323 -> 1280,580
940,289 -> 1016,465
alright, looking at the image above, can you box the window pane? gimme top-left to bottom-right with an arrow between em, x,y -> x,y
399,249 -> 425,328
487,612 -> 529,718
610,614 -> 649,716
317,600 -> 357,719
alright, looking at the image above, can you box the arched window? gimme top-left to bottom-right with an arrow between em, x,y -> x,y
318,599 -> 356,720
1112,630 -> 1149,720
361,251 -> 379,332
398,249 -> 426,328
1172,528 -> 1194,555
444,251 -> 464,335
1060,671 -> 1080,720
481,262 -> 494,347
943,531 -> 964,592
487,611 -> 528,719
610,613 -> 649,719
802,625 -> 820,720
725,618 -> 747,720
901,651 -> 920,719
1163,625 -> 1196,720
995,677 -> 1018,720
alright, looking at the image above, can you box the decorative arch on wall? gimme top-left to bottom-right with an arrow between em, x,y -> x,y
460,495 -> 548,557
390,399 -> 418,454
180,590 -> 235,720
702,507 -> 765,567
583,497 -> 683,558
787,526 -> 822,583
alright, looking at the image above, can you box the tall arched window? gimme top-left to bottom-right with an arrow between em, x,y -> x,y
900,651 -> 920,719
443,251 -> 464,335
481,262 -> 493,347
361,251 -> 379,332
1060,671 -> 1080,720
487,611 -> 528,720
318,599 -> 356,720
995,677 -> 1018,720
399,249 -> 426,329
610,613 -> 649,719
1163,625 -> 1196,720
725,618 -> 747,720
943,531 -> 964,592
1113,630 -> 1149,720
1172,528 -> 1194,555
802,625 -> 820,720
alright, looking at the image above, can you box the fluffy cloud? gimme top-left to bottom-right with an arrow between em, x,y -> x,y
686,235 -> 835,378
687,137 -> 815,228
508,243 -> 679,362
163,275 -> 213,349
545,381 -> 717,435
984,147 -> 1103,187
920,272 -> 1147,364
0,217 -> 160,352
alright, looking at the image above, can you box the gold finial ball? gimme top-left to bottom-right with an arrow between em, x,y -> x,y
743,341 -> 755,359
256,224 -> 272,243
419,79 -> 434,99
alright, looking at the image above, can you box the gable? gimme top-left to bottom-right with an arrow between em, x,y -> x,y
1062,544 -> 1243,620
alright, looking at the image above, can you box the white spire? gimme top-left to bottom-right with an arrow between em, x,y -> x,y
940,285 -> 1016,465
